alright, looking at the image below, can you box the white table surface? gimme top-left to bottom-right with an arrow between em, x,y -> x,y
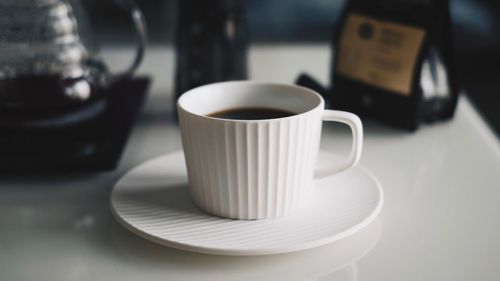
1,45 -> 499,281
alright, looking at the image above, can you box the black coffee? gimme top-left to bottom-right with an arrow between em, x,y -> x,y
208,107 -> 295,120
0,75 -> 96,110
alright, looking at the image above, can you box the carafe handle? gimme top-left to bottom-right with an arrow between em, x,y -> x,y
87,0 -> 147,85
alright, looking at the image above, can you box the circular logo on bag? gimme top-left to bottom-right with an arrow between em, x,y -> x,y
358,22 -> 374,40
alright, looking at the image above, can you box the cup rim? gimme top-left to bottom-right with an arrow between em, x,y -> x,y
177,81 -> 325,123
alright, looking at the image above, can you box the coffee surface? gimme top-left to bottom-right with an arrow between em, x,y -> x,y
208,107 -> 295,120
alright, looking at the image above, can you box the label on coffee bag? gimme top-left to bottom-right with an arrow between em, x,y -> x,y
336,13 -> 425,96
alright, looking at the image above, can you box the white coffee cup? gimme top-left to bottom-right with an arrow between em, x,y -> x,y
177,81 -> 363,220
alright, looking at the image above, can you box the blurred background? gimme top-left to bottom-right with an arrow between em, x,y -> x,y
84,0 -> 500,137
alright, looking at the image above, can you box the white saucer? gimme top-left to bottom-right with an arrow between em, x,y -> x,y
111,150 -> 384,256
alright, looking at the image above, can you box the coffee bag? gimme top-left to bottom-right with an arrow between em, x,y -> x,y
331,0 -> 458,130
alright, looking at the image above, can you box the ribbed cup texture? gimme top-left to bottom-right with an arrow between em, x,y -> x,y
179,110 -> 322,219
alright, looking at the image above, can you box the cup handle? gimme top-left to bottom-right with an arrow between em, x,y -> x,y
314,110 -> 363,179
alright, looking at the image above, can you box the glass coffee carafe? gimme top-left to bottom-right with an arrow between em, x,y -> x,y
0,0 -> 146,111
